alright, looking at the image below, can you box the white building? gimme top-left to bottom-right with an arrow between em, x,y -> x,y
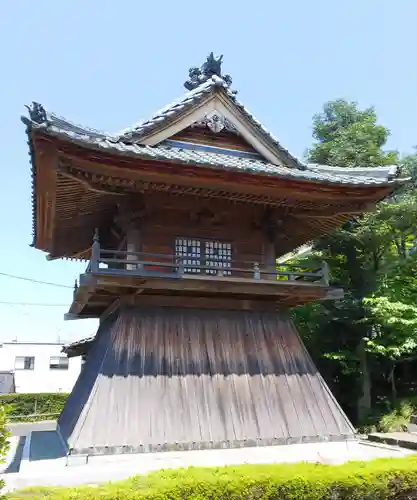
0,341 -> 82,393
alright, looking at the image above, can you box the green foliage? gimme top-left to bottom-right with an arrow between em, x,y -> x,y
401,147 -> 417,189
7,457 -> 417,499
378,401 -> 415,433
0,405 -> 10,461
0,404 -> 11,494
0,393 -> 68,422
358,398 -> 417,434
296,98 -> 417,423
307,99 -> 398,167
363,249 -> 417,363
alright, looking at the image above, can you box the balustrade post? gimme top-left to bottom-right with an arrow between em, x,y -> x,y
73,279 -> 78,300
91,228 -> 100,273
177,257 -> 184,276
321,261 -> 330,285
253,262 -> 261,280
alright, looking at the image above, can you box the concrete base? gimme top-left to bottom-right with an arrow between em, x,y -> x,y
368,432 -> 417,450
3,433 -> 415,493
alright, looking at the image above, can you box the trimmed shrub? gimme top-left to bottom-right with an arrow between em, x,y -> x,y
0,393 -> 68,422
7,455 -> 417,499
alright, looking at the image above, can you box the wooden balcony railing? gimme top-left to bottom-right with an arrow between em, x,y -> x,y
73,230 -> 330,293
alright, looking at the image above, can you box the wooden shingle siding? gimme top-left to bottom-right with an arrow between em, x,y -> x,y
58,306 -> 355,455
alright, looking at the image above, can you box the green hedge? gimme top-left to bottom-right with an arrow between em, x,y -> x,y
0,393 -> 68,422
7,455 -> 417,499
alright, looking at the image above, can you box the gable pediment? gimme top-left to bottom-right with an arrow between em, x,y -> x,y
169,120 -> 260,157
136,93 -> 284,165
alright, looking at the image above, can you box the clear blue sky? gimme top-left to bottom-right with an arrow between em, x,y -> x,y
0,0 -> 416,343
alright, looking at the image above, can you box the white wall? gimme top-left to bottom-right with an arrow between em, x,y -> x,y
0,342 -> 82,393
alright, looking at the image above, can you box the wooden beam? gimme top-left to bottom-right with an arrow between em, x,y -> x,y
56,159 -> 380,214
100,298 -> 121,324
91,274 -> 328,298
58,166 -> 125,196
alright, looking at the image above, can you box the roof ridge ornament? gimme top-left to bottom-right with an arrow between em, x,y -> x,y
25,101 -> 47,124
184,52 -> 234,91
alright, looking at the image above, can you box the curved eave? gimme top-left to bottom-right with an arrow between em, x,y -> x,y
25,121 -> 406,190
24,119 -> 57,253
24,121 -> 38,248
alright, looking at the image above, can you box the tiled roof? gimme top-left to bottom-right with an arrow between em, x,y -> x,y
115,76 -> 306,169
41,112 -> 109,139
21,75 -> 405,187
116,78 -> 220,139
24,119 -> 401,187
62,336 -> 95,356
27,76 -> 306,169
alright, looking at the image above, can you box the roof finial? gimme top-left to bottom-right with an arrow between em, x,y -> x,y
184,53 -> 233,91
25,102 -> 47,124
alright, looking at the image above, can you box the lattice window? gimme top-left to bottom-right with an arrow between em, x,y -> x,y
175,238 -> 201,274
204,241 -> 232,276
175,238 -> 232,275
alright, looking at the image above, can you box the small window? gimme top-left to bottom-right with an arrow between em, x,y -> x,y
49,356 -> 69,370
15,356 -> 35,370
175,238 -> 233,275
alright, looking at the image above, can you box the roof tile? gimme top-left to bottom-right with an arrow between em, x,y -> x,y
30,121 -> 401,187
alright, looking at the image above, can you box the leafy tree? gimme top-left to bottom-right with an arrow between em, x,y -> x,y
363,222 -> 417,402
297,99 -> 417,423
361,154 -> 417,403
308,99 -> 398,168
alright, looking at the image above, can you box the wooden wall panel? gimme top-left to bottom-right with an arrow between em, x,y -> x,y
140,194 -> 267,270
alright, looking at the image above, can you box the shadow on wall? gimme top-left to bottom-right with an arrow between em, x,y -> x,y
104,308 -> 317,377
0,372 -> 15,394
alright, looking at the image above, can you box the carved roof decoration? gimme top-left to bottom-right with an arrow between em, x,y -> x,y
191,111 -> 239,134
184,53 -> 233,91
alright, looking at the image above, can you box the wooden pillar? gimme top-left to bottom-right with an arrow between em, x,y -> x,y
114,196 -> 146,271
263,240 -> 277,280
261,208 -> 279,281
126,224 -> 142,270
90,229 -> 100,273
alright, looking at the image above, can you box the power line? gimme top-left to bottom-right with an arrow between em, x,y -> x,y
0,301 -> 68,307
0,271 -> 73,289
